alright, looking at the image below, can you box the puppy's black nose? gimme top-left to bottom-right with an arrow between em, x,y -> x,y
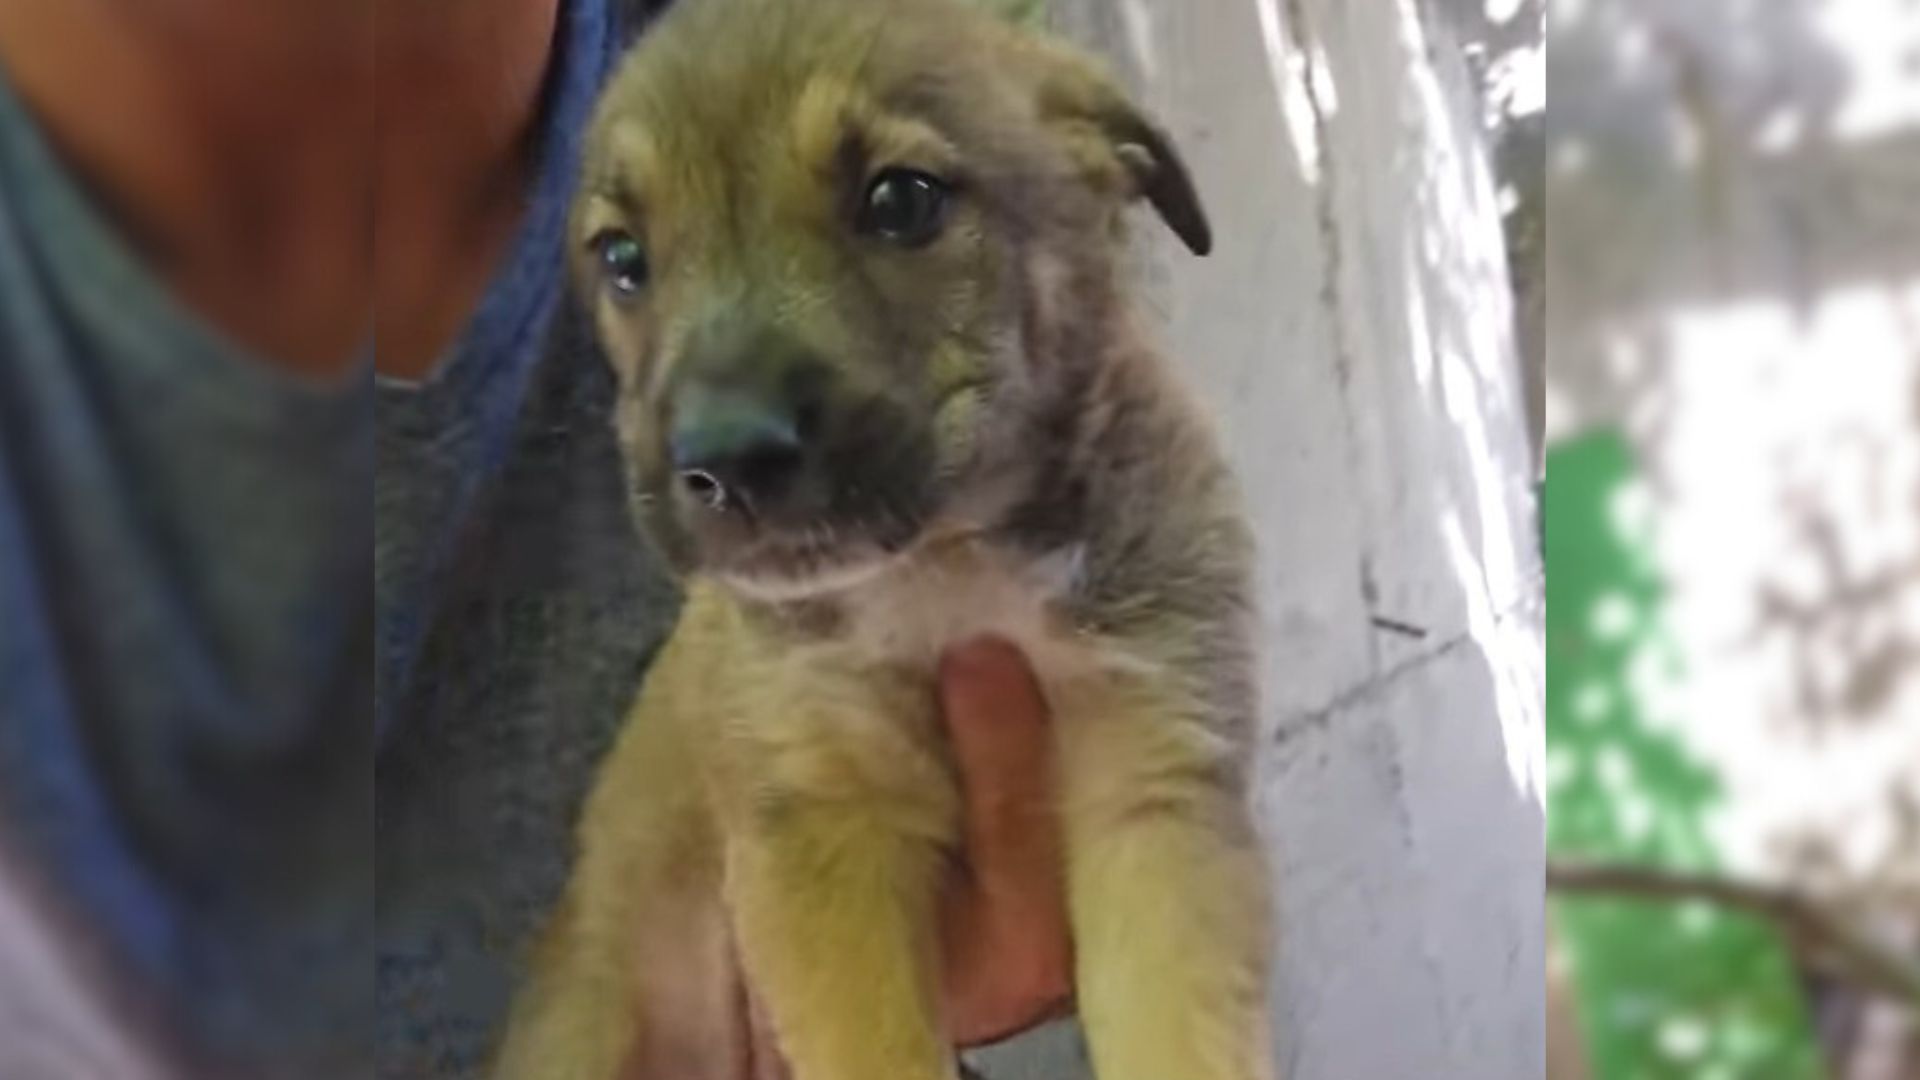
667,383 -> 806,512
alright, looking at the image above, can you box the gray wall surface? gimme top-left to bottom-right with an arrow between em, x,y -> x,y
969,1 -> 1546,1077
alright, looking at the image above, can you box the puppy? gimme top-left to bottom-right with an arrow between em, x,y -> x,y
493,1 -> 1275,1077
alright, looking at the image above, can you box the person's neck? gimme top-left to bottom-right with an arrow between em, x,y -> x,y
0,1 -> 561,380
376,0 -> 564,380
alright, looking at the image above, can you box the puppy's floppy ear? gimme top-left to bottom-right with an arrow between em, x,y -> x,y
1030,44 -> 1213,256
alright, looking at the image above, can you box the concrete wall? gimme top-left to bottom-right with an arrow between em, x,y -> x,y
968,1 -> 1547,1077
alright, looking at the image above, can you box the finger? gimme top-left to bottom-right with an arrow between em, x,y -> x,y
936,636 -> 1061,900
719,918 -> 791,1080
743,984 -> 793,1080
936,637 -> 1074,1044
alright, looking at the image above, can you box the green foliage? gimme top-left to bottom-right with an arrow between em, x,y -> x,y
1547,432 -> 1825,1079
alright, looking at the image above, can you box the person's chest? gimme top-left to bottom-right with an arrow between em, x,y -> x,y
374,338 -> 679,1077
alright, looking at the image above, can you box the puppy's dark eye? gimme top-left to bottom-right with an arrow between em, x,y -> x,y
857,169 -> 950,246
590,229 -> 649,294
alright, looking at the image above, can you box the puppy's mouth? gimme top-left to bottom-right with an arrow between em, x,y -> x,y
717,535 -> 901,601
704,511 -> 924,601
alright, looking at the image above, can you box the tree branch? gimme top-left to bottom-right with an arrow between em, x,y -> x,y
1547,858 -> 1920,1008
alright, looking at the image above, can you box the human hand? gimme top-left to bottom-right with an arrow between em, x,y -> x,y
728,636 -> 1074,1079
931,635 -> 1074,1046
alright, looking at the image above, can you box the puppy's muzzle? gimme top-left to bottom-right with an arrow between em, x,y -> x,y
669,382 -> 806,513
661,320 -> 938,559
664,323 -> 843,522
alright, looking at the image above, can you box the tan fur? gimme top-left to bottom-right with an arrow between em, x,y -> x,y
493,1 -> 1275,1078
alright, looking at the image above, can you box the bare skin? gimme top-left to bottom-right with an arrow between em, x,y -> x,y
373,0 -> 563,379
932,637 -> 1075,1048
0,0 -> 1073,1067
0,0 -> 553,379
0,2 -> 375,375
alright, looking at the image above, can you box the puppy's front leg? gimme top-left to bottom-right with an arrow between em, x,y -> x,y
722,709 -> 960,1080
491,686 -> 739,1080
1057,677 -> 1277,1080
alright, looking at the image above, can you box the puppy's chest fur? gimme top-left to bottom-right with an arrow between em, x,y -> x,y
655,533 -> 1194,863
820,541 -> 1095,672
712,540 -> 1135,742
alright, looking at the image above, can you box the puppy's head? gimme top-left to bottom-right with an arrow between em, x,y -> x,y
574,0 -> 1208,599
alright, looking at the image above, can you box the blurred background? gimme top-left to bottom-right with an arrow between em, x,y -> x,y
1532,0 -> 1920,1075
